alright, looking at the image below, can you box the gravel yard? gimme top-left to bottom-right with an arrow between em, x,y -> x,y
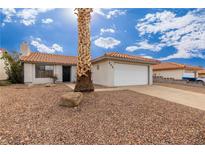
155,83 -> 205,94
0,84 -> 205,144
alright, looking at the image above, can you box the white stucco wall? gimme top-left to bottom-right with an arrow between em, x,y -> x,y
149,65 -> 153,85
0,53 -> 8,80
153,69 -> 184,80
92,60 -> 153,86
54,65 -> 62,82
24,63 -> 63,84
24,63 -> 33,83
71,66 -> 77,82
92,60 -> 114,86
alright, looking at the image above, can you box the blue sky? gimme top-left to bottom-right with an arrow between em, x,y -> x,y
1,8 -> 205,67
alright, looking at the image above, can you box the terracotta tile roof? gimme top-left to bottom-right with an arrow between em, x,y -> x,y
92,52 -> 160,64
153,62 -> 202,71
198,69 -> 205,74
20,52 -> 77,65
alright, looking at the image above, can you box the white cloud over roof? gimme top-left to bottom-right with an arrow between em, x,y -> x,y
30,37 -> 63,53
134,9 -> 205,60
94,37 -> 121,49
126,40 -> 165,52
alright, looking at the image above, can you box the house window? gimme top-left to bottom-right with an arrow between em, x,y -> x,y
35,64 -> 54,78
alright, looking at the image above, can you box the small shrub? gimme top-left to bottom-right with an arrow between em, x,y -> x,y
1,51 -> 23,83
50,74 -> 58,84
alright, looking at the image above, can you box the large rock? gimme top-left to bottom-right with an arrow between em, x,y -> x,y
60,92 -> 83,107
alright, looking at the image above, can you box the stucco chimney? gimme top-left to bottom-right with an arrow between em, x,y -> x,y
20,42 -> 31,56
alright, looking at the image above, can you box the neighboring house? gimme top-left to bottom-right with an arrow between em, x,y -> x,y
153,62 -> 202,80
91,52 -> 159,86
20,43 -> 159,86
20,43 -> 77,84
198,70 -> 205,78
0,48 -> 8,80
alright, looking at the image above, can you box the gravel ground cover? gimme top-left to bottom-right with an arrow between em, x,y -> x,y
94,84 -> 110,89
155,83 -> 205,94
0,84 -> 205,144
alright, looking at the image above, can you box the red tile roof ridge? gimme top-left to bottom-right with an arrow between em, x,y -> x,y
103,51 -> 160,63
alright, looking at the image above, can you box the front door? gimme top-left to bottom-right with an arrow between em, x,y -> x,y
63,66 -> 71,82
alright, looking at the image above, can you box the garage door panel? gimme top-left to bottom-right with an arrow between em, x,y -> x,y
114,63 -> 148,86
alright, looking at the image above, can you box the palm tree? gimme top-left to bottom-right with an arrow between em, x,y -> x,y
74,8 -> 94,92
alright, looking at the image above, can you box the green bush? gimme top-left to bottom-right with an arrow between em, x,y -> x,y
1,51 -> 23,83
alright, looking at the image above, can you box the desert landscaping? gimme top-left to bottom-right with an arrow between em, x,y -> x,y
0,83 -> 205,144
1,8 -> 205,146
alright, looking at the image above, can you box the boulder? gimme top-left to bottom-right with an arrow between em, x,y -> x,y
60,92 -> 83,107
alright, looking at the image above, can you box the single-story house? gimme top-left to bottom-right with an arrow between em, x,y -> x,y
19,43 -> 159,86
0,48 -> 8,80
20,42 -> 77,84
153,62 -> 202,80
20,52 -> 77,84
198,70 -> 205,78
92,52 -> 159,86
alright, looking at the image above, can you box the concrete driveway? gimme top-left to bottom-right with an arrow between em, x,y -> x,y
126,85 -> 205,111
66,83 -> 205,111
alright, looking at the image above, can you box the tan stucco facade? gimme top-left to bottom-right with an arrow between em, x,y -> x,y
198,73 -> 205,78
153,69 -> 184,80
153,69 -> 198,80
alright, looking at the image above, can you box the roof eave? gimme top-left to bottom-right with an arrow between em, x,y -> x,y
20,60 -> 77,66
91,56 -> 159,65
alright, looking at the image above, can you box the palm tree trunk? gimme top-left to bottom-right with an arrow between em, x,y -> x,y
74,8 -> 94,92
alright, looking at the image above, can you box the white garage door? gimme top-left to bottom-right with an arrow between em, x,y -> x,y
114,63 -> 148,86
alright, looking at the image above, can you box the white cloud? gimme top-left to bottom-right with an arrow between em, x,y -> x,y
17,9 -> 54,26
52,44 -> 63,52
136,9 -> 205,60
100,28 -> 115,35
93,9 -> 106,16
41,18 -> 53,24
1,8 -> 16,23
106,9 -> 126,19
35,37 -> 42,41
1,8 -> 54,26
125,46 -> 139,52
1,23 -> 5,27
126,40 -> 164,52
30,38 -> 63,53
93,9 -> 126,19
94,37 -> 121,49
